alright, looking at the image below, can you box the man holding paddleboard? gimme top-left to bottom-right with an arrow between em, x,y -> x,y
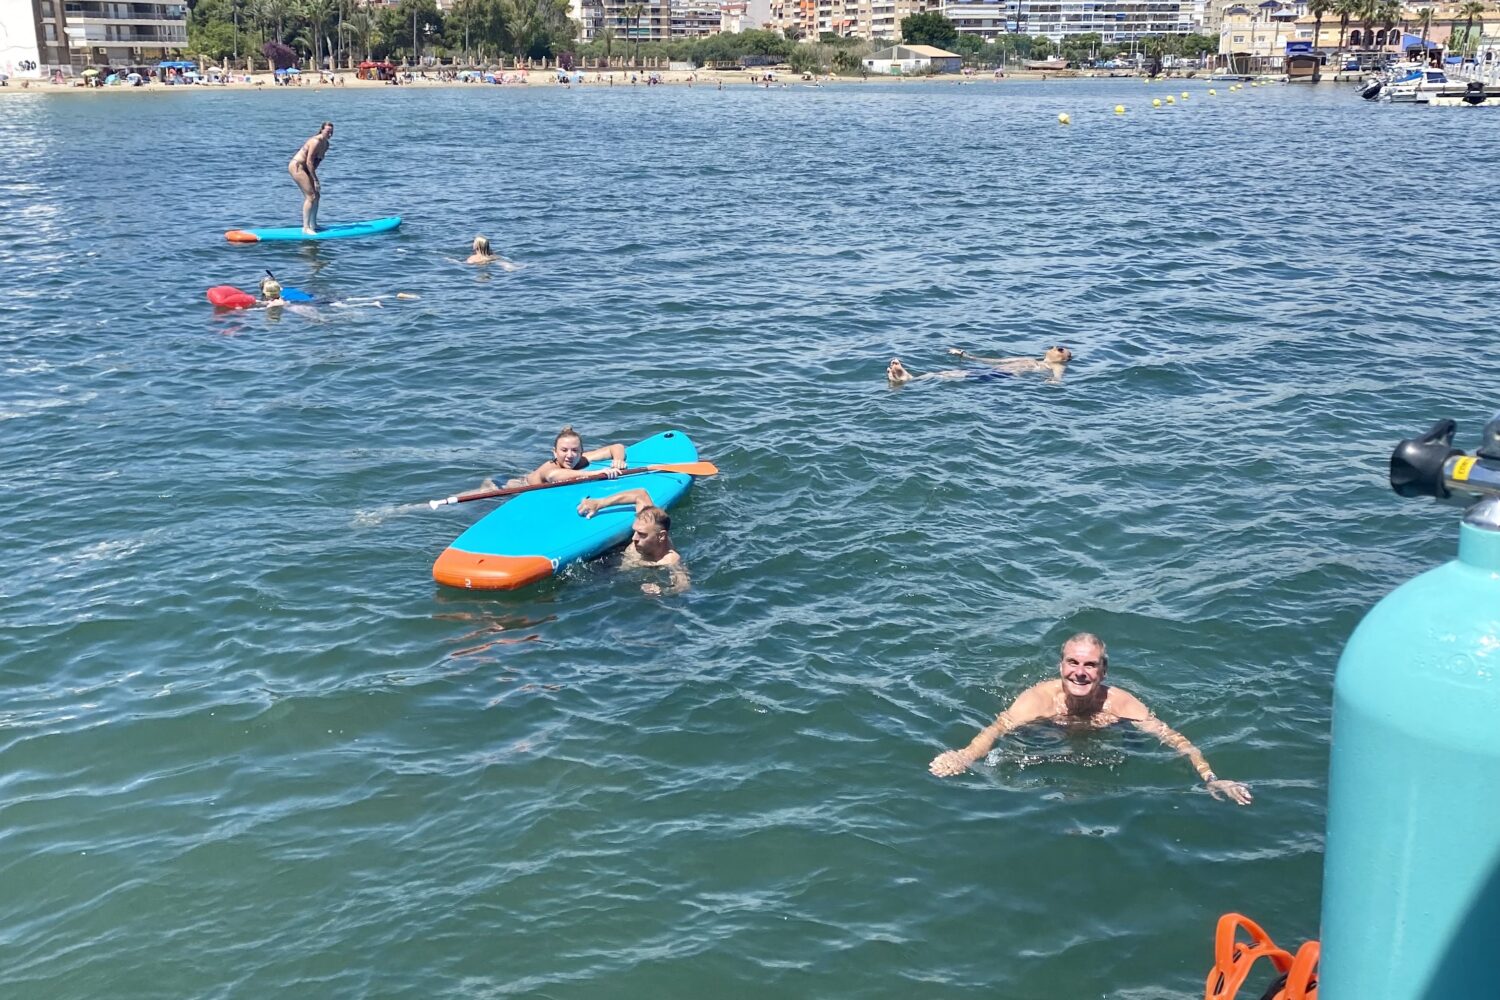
289,121 -> 333,235
578,489 -> 690,595
928,633 -> 1252,805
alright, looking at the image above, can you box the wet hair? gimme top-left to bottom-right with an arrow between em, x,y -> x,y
473,236 -> 490,254
1061,632 -> 1108,669
554,425 -> 583,449
320,120 -> 334,131
636,505 -> 670,532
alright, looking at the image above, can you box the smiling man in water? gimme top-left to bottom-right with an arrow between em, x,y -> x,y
928,633 -> 1252,805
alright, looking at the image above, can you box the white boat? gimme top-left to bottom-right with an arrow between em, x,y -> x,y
1384,67 -> 1470,103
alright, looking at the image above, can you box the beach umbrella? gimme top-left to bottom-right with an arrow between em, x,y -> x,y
81,67 -> 100,76
127,72 -> 142,83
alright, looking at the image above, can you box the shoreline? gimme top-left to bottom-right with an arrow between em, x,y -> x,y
0,66 -> 1285,96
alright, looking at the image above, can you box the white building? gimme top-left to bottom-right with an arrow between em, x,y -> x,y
864,42 -> 962,71
0,0 -> 188,75
935,0 -> 1196,42
719,0 -> 772,32
572,0 -> 672,43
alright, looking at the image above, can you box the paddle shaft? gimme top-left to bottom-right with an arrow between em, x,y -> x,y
428,463 -> 716,510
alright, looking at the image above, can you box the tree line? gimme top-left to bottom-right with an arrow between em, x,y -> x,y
186,0 -> 577,69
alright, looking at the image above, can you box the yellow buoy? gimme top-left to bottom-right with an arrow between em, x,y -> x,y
1166,95 -> 1175,104
1058,112 -> 1070,125
1181,91 -> 1189,98
1209,88 -> 1217,95
1114,104 -> 1125,114
1152,97 -> 1161,107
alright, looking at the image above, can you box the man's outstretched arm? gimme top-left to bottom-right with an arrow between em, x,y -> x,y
929,687 -> 1046,777
1127,705 -> 1252,805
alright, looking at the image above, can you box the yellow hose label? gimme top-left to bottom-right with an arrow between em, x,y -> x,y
1454,456 -> 1477,481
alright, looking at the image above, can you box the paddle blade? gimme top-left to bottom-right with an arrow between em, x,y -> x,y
651,461 -> 718,477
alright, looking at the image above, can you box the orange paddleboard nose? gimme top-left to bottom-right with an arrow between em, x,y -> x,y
432,548 -> 554,590
224,229 -> 261,243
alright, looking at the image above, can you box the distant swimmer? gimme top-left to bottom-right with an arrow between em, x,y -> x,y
948,345 -> 1073,382
466,235 -> 499,264
483,425 -> 627,490
886,346 -> 1073,386
288,121 -> 333,234
928,633 -> 1253,805
258,276 -> 285,306
577,488 -> 690,595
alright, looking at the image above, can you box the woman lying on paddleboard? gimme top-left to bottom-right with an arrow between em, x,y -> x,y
488,426 -> 627,489
887,345 -> 1073,386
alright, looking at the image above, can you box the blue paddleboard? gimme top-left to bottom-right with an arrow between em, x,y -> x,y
226,216 -> 402,243
433,430 -> 698,590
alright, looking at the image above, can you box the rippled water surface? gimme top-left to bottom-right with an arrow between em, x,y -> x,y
3,80 -> 1499,997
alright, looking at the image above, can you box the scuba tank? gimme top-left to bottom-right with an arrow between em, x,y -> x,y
1319,416 -> 1500,998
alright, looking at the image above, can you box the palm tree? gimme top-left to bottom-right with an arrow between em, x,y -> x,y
1308,0 -> 1333,51
1375,0 -> 1399,49
340,8 -> 376,62
1417,6 -> 1435,61
1357,0 -> 1380,47
597,25 -> 614,63
300,0 -> 334,68
1457,0 -> 1486,57
623,3 -> 645,67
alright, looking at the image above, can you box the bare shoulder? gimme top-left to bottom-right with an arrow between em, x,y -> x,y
1105,685 -> 1151,720
657,549 -> 682,566
1009,680 -> 1057,718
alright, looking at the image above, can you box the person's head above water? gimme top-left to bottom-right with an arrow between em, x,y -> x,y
319,120 -> 334,138
886,358 -> 912,384
552,425 -> 585,469
1058,632 -> 1108,701
472,235 -> 490,255
259,277 -> 282,299
1044,345 -> 1073,365
631,505 -> 672,557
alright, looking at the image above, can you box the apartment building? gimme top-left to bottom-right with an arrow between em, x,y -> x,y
572,0 -> 673,43
805,0 -> 930,39
768,0 -> 818,37
0,0 -> 188,74
718,0 -> 773,32
671,1 -> 724,37
1016,1 -> 1195,42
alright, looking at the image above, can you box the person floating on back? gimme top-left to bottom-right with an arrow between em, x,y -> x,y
577,489 -> 690,595
928,632 -> 1252,805
288,121 -> 333,234
887,345 -> 1073,386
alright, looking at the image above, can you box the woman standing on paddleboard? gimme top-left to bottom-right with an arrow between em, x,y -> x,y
288,121 -> 333,235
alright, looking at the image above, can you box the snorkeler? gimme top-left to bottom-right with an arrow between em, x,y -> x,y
257,276 -> 286,306
927,633 -> 1253,805
288,121 -> 333,235
577,488 -> 690,595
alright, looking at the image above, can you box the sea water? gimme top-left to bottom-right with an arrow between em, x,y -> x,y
2,80 -> 1498,997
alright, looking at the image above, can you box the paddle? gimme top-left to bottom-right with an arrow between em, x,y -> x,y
427,462 -> 719,510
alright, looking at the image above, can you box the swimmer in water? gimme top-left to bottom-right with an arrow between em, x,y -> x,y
483,425 -> 627,490
887,346 -> 1073,386
577,488 -> 690,595
948,345 -> 1073,382
928,633 -> 1253,805
467,236 -> 499,264
288,121 -> 333,235
258,276 -> 286,306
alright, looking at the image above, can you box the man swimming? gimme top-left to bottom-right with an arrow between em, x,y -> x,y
949,345 -> 1073,382
928,633 -> 1253,805
887,346 -> 1072,386
288,121 -> 333,235
577,489 -> 690,595
466,236 -> 499,264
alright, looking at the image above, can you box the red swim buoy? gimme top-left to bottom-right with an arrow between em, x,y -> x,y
207,285 -> 257,310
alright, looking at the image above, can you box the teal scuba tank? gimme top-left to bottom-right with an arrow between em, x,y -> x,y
1320,418 -> 1500,998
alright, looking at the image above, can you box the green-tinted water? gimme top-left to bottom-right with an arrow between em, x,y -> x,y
2,80 -> 1498,997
